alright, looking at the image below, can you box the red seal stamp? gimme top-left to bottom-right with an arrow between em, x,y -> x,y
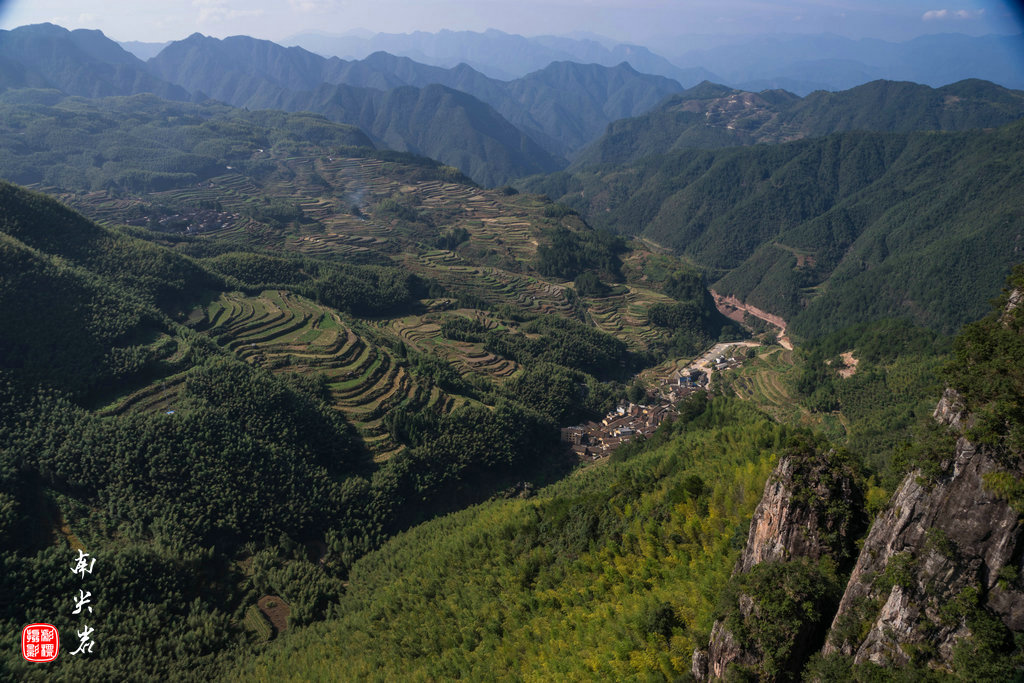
22,624 -> 59,662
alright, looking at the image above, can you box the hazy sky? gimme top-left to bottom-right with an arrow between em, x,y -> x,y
1,0 -> 1023,44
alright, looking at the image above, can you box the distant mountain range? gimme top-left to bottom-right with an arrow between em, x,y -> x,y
3,23 -> 1023,188
0,24 -> 690,185
280,28 -> 717,85
666,32 -> 1024,94
146,33 -> 682,163
278,28 -> 1024,95
0,23 -> 188,100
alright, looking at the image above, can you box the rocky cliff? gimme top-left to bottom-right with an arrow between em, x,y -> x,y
695,274 -> 1024,680
816,278 -> 1024,677
819,391 -> 1024,673
694,440 -> 864,680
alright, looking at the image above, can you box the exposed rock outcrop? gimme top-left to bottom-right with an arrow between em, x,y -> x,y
695,442 -> 864,680
733,453 -> 861,573
821,388 -> 1024,670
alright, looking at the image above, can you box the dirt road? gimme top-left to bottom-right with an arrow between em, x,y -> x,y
710,290 -> 793,350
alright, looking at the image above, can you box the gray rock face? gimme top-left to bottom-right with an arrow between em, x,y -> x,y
706,618 -> 748,679
696,448 -> 863,679
823,388 -> 1024,668
691,646 -> 709,680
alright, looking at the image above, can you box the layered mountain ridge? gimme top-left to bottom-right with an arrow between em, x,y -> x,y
577,78 -> 1024,166
8,23 -> 1023,192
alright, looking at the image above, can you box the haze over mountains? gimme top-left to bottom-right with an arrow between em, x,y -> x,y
576,78 -> 1024,166
4,22 -> 1024,190
146,32 -> 681,163
279,28 -> 717,85
274,27 -> 1024,94
3,20 -> 1022,346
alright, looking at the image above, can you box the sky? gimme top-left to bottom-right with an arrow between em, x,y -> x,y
1,0 -> 1023,45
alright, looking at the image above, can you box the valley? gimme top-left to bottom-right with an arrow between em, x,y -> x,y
1,14 -> 1023,683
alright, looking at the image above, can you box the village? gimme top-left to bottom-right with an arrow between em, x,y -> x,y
561,345 -> 750,461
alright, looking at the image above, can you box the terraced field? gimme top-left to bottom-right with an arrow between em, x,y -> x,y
101,290 -> 459,461
53,149 -> 717,399
585,285 -> 674,350
207,290 -> 458,460
723,347 -> 841,436
408,252 -> 575,315
382,311 -> 519,382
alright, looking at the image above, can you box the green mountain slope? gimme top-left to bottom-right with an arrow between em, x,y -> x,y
147,34 -> 565,186
240,397 -> 785,680
526,121 -> 1024,337
0,91 -> 372,191
0,182 -> 219,397
0,176 -> 663,679
498,61 -> 683,158
0,182 -> 369,676
238,268 -> 1024,681
576,78 -> 1024,167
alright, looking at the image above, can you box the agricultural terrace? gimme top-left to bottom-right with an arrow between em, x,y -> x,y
51,150 -> 555,258
53,147 -> 711,369
103,290 -> 460,462
582,284 -> 676,350
203,290 -> 461,461
379,310 -> 519,382
717,346 -> 841,437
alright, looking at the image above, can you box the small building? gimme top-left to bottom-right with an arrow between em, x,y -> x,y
561,426 -> 586,445
570,444 -> 592,459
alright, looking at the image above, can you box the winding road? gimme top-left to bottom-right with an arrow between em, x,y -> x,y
710,290 -> 793,350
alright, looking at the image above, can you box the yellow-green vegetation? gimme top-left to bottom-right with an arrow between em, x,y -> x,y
241,398 -> 785,680
719,346 -> 843,437
789,319 -> 952,488
244,606 -> 274,642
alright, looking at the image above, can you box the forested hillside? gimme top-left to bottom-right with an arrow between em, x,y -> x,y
576,78 -> 1024,167
3,17 -> 1023,681
0,91 -> 372,191
230,266 -> 1024,681
242,396 -> 786,680
526,120 -> 1024,337
0,138 -> 739,676
0,178 -> 581,679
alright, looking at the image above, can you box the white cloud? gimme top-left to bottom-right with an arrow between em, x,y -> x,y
922,8 -> 984,22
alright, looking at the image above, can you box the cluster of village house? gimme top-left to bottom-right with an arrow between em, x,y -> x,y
561,353 -> 743,460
